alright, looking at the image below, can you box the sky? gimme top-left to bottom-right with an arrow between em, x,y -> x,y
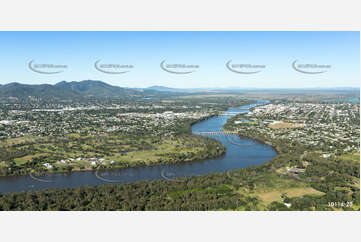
0,31 -> 359,88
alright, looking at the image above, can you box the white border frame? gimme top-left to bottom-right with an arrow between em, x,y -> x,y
0,0 -> 360,241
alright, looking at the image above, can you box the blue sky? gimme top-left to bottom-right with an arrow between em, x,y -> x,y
0,31 -> 359,88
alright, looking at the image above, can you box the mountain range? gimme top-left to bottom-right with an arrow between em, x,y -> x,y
0,80 -> 144,99
0,80 -> 359,100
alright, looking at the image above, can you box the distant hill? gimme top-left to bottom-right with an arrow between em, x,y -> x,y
0,80 -> 143,99
1,81 -> 358,100
55,80 -> 140,97
0,82 -> 79,99
146,86 -> 182,92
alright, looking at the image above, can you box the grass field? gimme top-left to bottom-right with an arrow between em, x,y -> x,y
0,132 -> 224,174
13,153 -> 49,165
235,173 -> 324,206
257,187 -> 324,204
337,152 -> 360,164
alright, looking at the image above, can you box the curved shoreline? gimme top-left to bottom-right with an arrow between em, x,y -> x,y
0,105 -> 256,178
237,135 -> 280,155
0,114 -> 226,178
0,102 -> 277,194
1,104 -> 275,177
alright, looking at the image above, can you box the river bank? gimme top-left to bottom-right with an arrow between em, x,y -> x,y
0,102 -> 277,194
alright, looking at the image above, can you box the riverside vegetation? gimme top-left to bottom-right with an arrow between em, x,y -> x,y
0,82 -> 359,211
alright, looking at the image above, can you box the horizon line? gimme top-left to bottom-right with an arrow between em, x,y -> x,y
0,80 -> 360,90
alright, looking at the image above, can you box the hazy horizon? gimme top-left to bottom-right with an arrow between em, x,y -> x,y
0,80 -> 359,90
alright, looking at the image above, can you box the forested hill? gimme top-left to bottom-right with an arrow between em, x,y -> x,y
0,80 -> 143,99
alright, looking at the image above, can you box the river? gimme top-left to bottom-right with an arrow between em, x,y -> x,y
0,100 -> 277,194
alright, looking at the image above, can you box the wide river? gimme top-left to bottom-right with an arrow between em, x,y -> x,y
0,101 -> 277,194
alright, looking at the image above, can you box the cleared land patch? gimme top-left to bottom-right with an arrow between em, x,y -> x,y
269,121 -> 305,129
258,187 -> 324,204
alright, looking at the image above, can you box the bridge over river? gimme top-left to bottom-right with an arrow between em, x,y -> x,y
193,131 -> 239,135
